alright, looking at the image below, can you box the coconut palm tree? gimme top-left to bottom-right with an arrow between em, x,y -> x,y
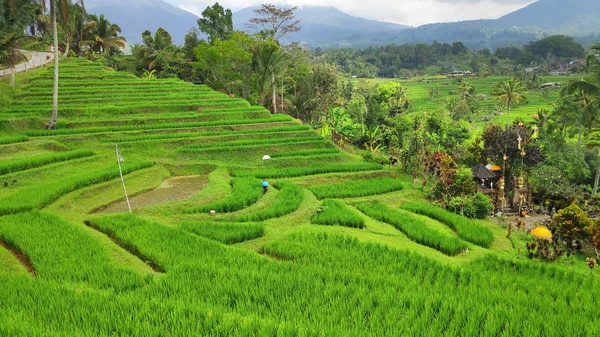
133,28 -> 181,72
79,14 -> 126,55
492,78 -> 529,128
0,0 -> 37,86
48,0 -> 59,129
254,40 -> 288,112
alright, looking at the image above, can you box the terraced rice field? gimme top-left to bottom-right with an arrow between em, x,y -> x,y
0,58 -> 598,336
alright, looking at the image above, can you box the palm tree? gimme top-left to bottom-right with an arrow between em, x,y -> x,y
79,14 -> 126,55
254,41 -> 288,112
0,0 -> 37,86
58,0 -> 85,56
590,132 -> 600,197
133,28 -> 182,72
458,79 -> 472,99
48,0 -> 59,129
492,78 -> 529,128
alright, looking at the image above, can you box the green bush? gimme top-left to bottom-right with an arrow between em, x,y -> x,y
447,192 -> 493,219
312,200 -> 365,228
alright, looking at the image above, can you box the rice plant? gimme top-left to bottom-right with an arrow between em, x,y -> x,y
0,150 -> 94,175
312,200 -> 365,228
233,183 -> 303,222
0,135 -> 28,145
185,177 -> 264,213
180,221 -> 265,244
0,161 -> 153,215
309,177 -> 404,199
356,201 -> 468,255
232,162 -> 383,178
401,203 -> 494,248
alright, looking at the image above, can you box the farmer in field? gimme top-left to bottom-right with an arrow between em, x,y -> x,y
262,179 -> 269,193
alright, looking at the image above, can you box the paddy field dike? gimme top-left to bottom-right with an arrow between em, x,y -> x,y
0,58 -> 598,336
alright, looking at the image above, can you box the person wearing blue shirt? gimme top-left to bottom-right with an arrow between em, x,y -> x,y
261,179 -> 269,193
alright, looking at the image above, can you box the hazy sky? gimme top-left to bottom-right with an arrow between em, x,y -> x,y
165,0 -> 536,26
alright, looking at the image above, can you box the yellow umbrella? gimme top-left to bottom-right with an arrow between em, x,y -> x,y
531,227 -> 552,240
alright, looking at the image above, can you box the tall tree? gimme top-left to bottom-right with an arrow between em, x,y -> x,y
254,40 -> 288,112
79,14 -> 126,55
133,28 -> 182,73
197,2 -> 233,43
247,4 -> 300,42
562,44 -> 600,195
49,0 -> 59,129
492,78 -> 528,128
0,0 -> 37,86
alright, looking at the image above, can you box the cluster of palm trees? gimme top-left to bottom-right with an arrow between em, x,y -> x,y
1,1 -> 126,128
563,43 -> 600,196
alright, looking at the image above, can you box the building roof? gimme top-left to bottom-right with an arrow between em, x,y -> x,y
472,164 -> 497,179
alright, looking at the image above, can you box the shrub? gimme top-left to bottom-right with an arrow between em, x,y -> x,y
447,192 -> 493,219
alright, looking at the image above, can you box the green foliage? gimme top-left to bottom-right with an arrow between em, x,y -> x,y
0,161 -> 153,215
0,134 -> 27,145
197,2 -> 233,43
524,35 -> 584,59
402,202 -> 494,247
0,211 -> 146,290
311,200 -> 365,228
447,192 -> 494,220
549,203 -> 595,253
180,221 -> 265,244
309,177 -> 404,199
185,178 -> 263,214
232,162 -> 382,179
233,182 -> 303,222
0,150 -> 94,175
356,201 -> 468,255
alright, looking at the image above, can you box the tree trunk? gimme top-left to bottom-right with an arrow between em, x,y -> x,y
49,0 -> 59,129
63,36 -> 70,57
272,72 -> 277,114
506,104 -> 511,128
593,150 -> 600,197
10,67 -> 15,87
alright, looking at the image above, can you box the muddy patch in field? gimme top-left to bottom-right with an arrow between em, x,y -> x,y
99,175 -> 208,213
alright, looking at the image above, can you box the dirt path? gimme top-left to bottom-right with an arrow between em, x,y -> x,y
99,175 -> 208,213
0,240 -> 36,277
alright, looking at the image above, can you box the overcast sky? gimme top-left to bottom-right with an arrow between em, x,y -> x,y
165,0 -> 536,26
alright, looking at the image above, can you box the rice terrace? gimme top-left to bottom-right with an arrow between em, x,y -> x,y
2,0 -> 600,336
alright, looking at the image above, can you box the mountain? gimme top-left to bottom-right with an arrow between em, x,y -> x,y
85,0 -> 199,45
497,0 -> 600,31
83,0 -> 600,50
233,6 -> 409,47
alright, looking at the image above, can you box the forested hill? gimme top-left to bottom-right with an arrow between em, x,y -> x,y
232,6 -> 409,47
497,0 -> 600,31
85,0 -> 198,45
83,0 -> 600,49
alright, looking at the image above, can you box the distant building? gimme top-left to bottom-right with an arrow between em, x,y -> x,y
446,71 -> 475,79
541,82 -> 561,89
